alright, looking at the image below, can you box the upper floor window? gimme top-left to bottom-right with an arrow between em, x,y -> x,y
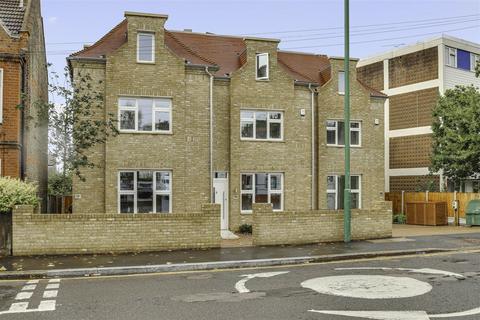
119,97 -> 172,133
0,68 -> 3,123
338,71 -> 345,94
240,110 -> 283,141
470,53 -> 479,72
445,46 -> 457,68
118,170 -> 171,214
326,120 -> 361,147
256,53 -> 269,80
241,173 -> 283,212
137,32 -> 155,63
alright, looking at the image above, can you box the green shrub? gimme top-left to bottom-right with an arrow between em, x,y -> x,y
393,213 -> 406,224
238,224 -> 252,234
48,173 -> 72,196
0,177 -> 38,213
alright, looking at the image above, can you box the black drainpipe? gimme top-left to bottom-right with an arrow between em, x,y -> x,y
19,53 -> 27,180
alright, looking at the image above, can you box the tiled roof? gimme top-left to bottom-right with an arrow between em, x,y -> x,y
70,19 -> 387,96
0,0 -> 26,36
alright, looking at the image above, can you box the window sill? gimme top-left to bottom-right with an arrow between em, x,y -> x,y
338,92 -> 345,96
240,211 -> 253,215
255,78 -> 270,82
137,61 -> 156,65
119,131 -> 173,135
240,138 -> 285,143
445,64 -> 478,73
326,144 -> 362,148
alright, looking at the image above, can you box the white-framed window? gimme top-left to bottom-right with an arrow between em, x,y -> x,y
471,53 -> 480,72
445,46 -> 457,67
240,110 -> 283,140
338,71 -> 345,94
327,175 -> 361,210
137,32 -> 155,63
0,68 -> 3,123
241,173 -> 283,212
326,120 -> 361,147
118,170 -> 172,214
256,53 -> 269,80
118,97 -> 172,133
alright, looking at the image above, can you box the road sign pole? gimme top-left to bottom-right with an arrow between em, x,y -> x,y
344,0 -> 351,243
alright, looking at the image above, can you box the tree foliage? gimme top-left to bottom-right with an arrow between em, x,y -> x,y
0,177 -> 38,213
48,172 -> 72,197
37,66 -> 118,180
431,85 -> 480,184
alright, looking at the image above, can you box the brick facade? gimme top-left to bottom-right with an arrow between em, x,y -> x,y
388,47 -> 438,88
0,0 -> 48,211
357,61 -> 384,91
389,87 -> 439,130
70,12 -> 387,237
389,134 -> 433,169
389,175 -> 440,192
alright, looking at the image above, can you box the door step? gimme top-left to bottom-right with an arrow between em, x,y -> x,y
221,230 -> 239,240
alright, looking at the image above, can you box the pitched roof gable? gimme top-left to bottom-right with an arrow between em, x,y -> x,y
0,0 -> 26,37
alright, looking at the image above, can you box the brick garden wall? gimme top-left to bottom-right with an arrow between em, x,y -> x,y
12,204 -> 221,256
252,202 -> 392,246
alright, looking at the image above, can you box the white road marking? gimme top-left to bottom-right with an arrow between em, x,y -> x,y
15,291 -> 33,300
48,279 -> 61,283
430,307 -> 480,318
301,275 -> 432,299
46,283 -> 60,289
235,271 -> 290,293
335,267 -> 466,280
26,280 -> 39,284
38,300 -> 56,311
22,285 -> 37,291
43,290 -> 58,298
8,302 -> 29,312
309,310 -> 430,320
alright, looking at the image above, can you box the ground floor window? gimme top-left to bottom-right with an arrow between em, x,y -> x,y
118,170 -> 171,213
241,173 -> 283,212
326,175 -> 361,210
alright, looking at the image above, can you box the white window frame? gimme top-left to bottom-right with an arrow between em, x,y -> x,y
240,110 -> 283,141
118,170 -> 172,214
338,71 -> 345,94
326,175 -> 361,210
137,32 -> 155,63
118,97 -> 172,134
241,173 -> 284,213
0,68 -> 3,123
471,53 -> 480,72
445,46 -> 457,68
255,53 -> 269,80
326,120 -> 361,147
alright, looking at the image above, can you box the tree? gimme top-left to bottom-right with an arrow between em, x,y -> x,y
37,66 -> 118,181
430,85 -> 480,185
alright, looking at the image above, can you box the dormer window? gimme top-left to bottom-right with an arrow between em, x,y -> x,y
256,53 -> 269,80
137,32 -> 155,63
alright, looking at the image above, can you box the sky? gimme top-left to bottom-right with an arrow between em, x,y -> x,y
42,0 -> 480,77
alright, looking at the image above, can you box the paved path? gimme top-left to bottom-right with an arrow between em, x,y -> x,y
0,249 -> 479,319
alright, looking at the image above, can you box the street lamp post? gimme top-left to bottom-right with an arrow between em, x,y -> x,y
343,0 -> 352,243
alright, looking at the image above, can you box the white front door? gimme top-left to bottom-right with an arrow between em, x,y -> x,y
213,174 -> 229,231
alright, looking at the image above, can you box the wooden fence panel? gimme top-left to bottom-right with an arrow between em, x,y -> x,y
386,192 -> 480,218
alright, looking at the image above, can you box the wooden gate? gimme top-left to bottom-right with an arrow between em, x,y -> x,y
0,211 -> 12,256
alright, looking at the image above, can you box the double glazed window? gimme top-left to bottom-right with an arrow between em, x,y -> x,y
241,173 -> 283,212
445,46 -> 456,67
338,71 -> 345,94
137,32 -> 155,63
241,111 -> 283,140
119,97 -> 172,133
326,120 -> 361,146
445,46 -> 479,72
118,170 -> 171,214
327,175 -> 361,210
256,53 -> 269,80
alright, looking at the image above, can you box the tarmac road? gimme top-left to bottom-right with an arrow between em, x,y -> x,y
0,249 -> 479,320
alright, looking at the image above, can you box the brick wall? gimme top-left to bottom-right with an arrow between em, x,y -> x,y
389,47 -> 438,88
357,61 -> 384,91
12,204 -> 221,256
389,134 -> 432,169
390,175 -> 440,192
252,203 -> 392,246
389,87 -> 439,130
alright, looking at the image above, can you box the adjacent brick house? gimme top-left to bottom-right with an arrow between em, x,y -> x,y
358,35 -> 480,193
0,0 -> 48,211
68,12 -> 387,237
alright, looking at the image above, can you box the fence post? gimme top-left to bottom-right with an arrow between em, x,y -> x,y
401,191 -> 405,214
426,190 -> 429,202
454,191 -> 458,226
